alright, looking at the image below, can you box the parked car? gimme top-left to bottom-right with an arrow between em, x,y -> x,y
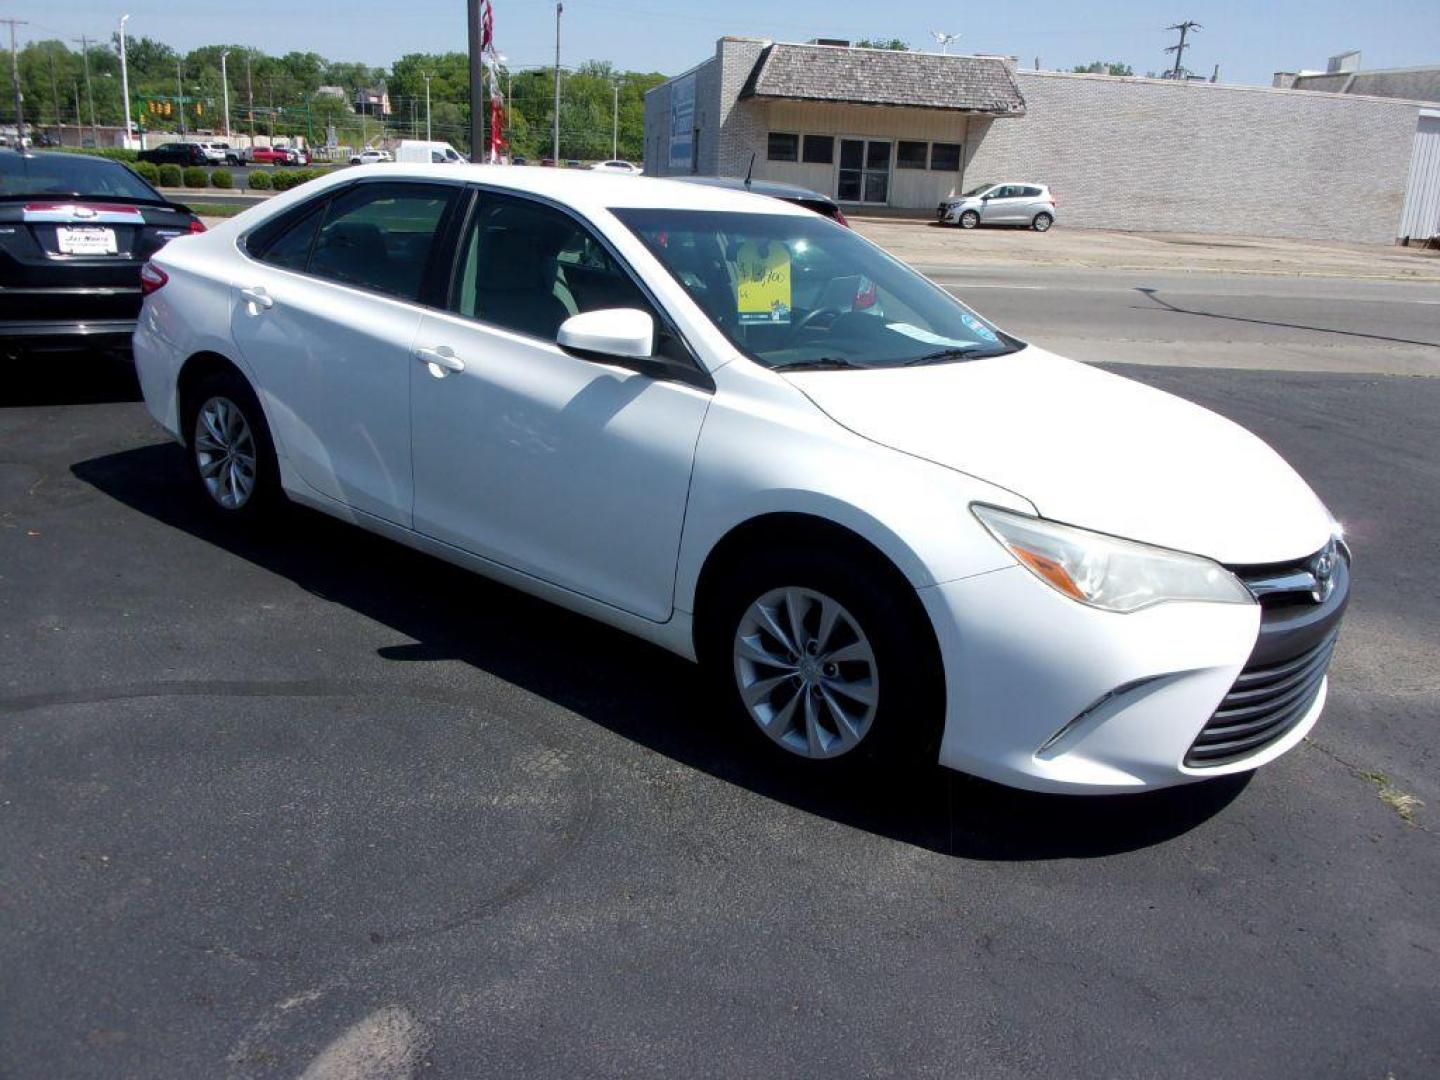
137,142 -> 209,167
0,149 -> 203,357
284,147 -> 311,166
539,157 -> 557,167
348,148 -> 394,166
396,140 -> 466,164
675,175 -> 848,226
938,183 -> 1056,231
132,166 -> 1348,794
592,159 -> 642,175
196,141 -> 241,165
249,145 -> 307,166
512,155 -> 528,166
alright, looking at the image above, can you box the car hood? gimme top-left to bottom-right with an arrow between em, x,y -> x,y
785,347 -> 1333,565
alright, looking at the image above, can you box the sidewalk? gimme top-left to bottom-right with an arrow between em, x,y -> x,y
850,218 -> 1440,282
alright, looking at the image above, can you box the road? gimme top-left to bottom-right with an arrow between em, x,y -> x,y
931,265 -> 1440,375
1,270 -> 1438,1076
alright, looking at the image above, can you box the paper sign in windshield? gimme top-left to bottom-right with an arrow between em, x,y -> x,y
736,241 -> 792,325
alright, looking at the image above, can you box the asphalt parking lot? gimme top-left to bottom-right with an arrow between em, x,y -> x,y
2,255 -> 1438,1076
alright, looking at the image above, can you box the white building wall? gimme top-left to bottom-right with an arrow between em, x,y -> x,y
968,71 -> 1419,243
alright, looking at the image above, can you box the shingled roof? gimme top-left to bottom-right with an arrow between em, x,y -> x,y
740,43 -> 1025,115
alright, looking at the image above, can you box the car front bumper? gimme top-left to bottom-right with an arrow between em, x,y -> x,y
919,553 -> 1346,793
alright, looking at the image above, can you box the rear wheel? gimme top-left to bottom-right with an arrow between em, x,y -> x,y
1032,212 -> 1053,232
183,369 -> 281,525
958,210 -> 980,230
704,546 -> 943,770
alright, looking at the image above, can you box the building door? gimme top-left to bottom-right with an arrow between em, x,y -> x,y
837,139 -> 891,205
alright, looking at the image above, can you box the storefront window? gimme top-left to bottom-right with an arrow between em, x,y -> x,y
802,135 -> 834,164
930,143 -> 963,171
897,141 -> 928,169
767,132 -> 799,162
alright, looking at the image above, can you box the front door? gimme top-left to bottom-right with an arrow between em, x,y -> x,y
837,139 -> 891,205
980,185 -> 1026,224
408,190 -> 711,621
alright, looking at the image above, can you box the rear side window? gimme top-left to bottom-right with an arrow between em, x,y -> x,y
258,206 -> 323,271
1022,186 -> 1044,197
307,183 -> 456,301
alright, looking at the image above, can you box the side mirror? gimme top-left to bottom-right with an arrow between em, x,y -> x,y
557,308 -> 655,362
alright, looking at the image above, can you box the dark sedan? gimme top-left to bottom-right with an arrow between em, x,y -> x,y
0,150 -> 204,357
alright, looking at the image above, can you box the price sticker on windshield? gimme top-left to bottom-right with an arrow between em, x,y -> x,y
736,241 -> 792,325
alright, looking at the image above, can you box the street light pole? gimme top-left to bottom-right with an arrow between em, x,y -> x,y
220,49 -> 231,138
119,15 -> 132,148
175,57 -> 185,138
423,72 -> 432,142
552,1 -> 562,161
612,82 -> 619,160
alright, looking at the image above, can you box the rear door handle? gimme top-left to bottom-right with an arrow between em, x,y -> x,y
414,345 -> 465,375
239,286 -> 273,311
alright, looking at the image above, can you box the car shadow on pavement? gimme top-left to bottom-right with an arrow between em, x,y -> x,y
72,441 -> 1249,862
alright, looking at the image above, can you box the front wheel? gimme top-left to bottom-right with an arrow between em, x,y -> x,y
1032,212 -> 1053,232
705,547 -> 943,769
958,209 -> 980,230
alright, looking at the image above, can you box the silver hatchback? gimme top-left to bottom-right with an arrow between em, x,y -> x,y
938,183 -> 1056,231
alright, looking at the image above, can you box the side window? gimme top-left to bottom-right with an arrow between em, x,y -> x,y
1022,186 -> 1043,198
801,135 -> 834,164
929,143 -> 962,171
308,182 -> 456,301
259,205 -> 323,271
767,132 -> 799,163
896,141 -> 928,169
453,195 -> 656,340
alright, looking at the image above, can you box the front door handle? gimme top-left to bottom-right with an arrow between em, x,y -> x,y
239,286 -> 274,311
414,345 -> 465,375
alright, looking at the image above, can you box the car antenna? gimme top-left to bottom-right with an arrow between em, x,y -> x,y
744,152 -> 755,189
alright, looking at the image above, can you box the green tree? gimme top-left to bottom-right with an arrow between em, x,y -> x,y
1072,60 -> 1135,76
856,38 -> 910,51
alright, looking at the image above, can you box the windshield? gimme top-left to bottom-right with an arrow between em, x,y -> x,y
613,207 -> 1020,370
0,151 -> 163,202
960,184 -> 993,197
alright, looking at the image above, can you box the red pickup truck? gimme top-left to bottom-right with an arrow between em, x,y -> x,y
248,146 -> 309,166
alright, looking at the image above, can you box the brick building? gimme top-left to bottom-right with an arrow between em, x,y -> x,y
644,38 -> 1440,244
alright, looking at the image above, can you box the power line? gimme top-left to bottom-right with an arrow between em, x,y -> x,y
1164,20 -> 1201,80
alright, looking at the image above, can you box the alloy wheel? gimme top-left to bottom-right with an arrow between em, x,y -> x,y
733,586 -> 879,759
194,395 -> 258,510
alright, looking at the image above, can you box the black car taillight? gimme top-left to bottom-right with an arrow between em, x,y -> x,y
139,262 -> 169,295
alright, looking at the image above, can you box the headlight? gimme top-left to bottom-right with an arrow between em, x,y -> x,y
972,505 -> 1254,613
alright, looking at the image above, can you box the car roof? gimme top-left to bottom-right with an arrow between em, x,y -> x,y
301,162 -> 815,219
674,174 -> 835,203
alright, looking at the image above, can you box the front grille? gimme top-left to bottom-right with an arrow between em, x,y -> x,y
1185,628 -> 1338,767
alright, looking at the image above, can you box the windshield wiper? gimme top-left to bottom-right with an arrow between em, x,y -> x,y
901,346 -> 984,366
770,357 -> 873,372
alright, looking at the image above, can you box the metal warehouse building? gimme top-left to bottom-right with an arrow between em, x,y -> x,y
644,38 -> 1440,245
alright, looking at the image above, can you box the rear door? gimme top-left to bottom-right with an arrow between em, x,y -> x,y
228,180 -> 463,526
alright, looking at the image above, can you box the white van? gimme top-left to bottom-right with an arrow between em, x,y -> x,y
395,140 -> 467,164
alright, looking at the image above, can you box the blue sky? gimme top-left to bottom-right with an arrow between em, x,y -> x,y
39,0 -> 1440,86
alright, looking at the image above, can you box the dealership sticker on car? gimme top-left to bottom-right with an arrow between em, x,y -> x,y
57,227 -> 118,255
736,240 -> 791,325
960,312 -> 1000,343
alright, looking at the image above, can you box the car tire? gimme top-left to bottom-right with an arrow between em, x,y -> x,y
702,545 -> 943,771
183,369 -> 282,526
1033,212 -> 1054,232
958,210 -> 980,230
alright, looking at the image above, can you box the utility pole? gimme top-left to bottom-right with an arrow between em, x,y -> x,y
119,14 -> 132,148
47,41 -> 60,129
3,18 -> 26,146
552,1 -> 562,161
423,72 -> 432,142
175,56 -> 185,137
466,0 -> 484,159
1165,20 -> 1201,80
74,35 -> 98,145
611,81 -> 619,160
220,49 -> 231,138
245,51 -> 254,142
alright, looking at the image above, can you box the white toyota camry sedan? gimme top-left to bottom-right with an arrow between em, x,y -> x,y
132,165 -> 1349,793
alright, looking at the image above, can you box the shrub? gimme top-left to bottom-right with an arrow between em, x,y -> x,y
158,163 -> 183,188
182,166 -> 209,189
54,146 -> 140,163
131,161 -> 161,185
246,169 -> 272,190
209,168 -> 233,189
